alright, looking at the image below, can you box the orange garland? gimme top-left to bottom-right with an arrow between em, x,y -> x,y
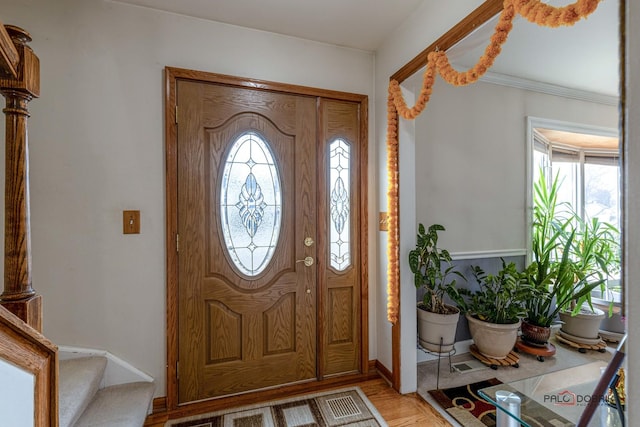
385,0 -> 602,324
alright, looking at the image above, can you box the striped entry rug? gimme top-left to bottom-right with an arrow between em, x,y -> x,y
166,387 -> 388,427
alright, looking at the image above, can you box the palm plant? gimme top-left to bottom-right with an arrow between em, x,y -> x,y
524,169 -> 611,328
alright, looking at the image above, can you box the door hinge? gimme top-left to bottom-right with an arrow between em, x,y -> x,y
175,105 -> 178,124
176,234 -> 179,252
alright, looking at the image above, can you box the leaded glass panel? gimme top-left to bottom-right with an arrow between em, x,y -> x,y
220,132 -> 281,276
329,139 -> 351,271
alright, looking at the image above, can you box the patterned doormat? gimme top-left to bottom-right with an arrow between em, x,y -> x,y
428,379 -> 572,427
166,387 -> 388,427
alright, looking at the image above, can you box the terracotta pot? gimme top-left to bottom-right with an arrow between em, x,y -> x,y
521,319 -> 551,345
417,304 -> 459,353
466,313 -> 521,359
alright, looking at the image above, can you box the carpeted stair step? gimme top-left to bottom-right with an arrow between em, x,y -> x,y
74,381 -> 155,427
59,356 -> 108,427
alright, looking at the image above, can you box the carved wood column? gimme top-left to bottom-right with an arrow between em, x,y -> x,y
0,25 -> 41,332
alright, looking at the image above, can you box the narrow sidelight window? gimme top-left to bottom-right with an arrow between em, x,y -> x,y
329,139 -> 351,271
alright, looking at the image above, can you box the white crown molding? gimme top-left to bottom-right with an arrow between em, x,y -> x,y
473,70 -> 619,106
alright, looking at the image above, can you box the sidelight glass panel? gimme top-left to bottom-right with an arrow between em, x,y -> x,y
329,139 -> 351,271
220,132 -> 281,276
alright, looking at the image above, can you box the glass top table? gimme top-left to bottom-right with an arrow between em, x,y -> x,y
478,360 -> 624,427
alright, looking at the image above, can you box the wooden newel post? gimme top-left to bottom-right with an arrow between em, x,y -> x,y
0,25 -> 41,332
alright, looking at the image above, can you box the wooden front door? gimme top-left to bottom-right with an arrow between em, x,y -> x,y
168,69 -> 368,406
177,80 -> 317,402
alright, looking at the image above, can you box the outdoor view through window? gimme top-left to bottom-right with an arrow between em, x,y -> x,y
532,127 -> 621,289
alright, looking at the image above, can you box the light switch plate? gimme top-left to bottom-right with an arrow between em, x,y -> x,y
123,210 -> 140,234
379,212 -> 389,231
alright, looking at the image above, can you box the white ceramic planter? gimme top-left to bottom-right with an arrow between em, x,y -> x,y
592,298 -> 625,334
559,307 -> 605,340
417,304 -> 460,353
466,313 -> 521,360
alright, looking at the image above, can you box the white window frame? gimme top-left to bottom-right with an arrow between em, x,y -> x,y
525,117 -> 619,264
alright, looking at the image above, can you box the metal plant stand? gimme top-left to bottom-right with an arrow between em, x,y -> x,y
417,337 -> 456,389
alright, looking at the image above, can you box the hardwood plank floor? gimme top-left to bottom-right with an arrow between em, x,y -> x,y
359,377 -> 453,426
145,377 -> 453,426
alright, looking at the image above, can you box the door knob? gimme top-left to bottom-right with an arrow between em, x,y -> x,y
296,256 -> 314,267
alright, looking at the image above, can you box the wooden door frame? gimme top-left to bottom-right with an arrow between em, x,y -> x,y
164,67 -> 369,412
387,0 -> 504,391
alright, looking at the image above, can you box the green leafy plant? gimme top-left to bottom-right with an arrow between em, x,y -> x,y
524,230 -> 605,327
454,259 -> 529,324
570,215 -> 620,315
524,169 -> 614,327
571,216 -> 620,285
409,223 -> 465,315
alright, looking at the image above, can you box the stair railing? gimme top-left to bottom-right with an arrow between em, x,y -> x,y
0,20 -> 57,427
0,21 -> 42,332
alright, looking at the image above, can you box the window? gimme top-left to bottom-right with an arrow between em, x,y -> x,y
533,131 -> 620,232
528,120 -> 620,284
329,138 -> 351,271
220,132 -> 282,277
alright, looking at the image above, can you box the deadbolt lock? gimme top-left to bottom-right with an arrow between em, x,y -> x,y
304,237 -> 314,247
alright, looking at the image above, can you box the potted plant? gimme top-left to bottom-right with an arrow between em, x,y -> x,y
522,231 -> 605,344
410,223 -> 465,353
591,280 -> 625,340
558,216 -> 618,341
522,170 -> 611,344
454,259 -> 529,359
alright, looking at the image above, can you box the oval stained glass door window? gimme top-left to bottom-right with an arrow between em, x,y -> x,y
220,132 -> 282,277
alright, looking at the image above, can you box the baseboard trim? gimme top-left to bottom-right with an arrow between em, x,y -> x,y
153,396 -> 167,413
374,360 -> 392,384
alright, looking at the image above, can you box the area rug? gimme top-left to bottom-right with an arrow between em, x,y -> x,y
428,379 -> 572,427
166,387 -> 388,427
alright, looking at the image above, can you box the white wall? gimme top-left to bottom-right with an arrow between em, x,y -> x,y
374,0 -> 485,393
414,78 -> 617,253
0,0 -> 374,397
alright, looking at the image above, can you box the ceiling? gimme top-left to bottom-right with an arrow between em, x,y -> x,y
536,128 -> 619,150
446,0 -> 619,98
113,0 -> 425,52
115,0 -> 619,97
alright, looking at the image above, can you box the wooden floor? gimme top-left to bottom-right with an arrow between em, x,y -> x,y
146,377 -> 453,426
358,377 -> 453,426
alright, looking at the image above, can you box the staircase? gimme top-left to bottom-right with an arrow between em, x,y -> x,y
59,356 -> 155,427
